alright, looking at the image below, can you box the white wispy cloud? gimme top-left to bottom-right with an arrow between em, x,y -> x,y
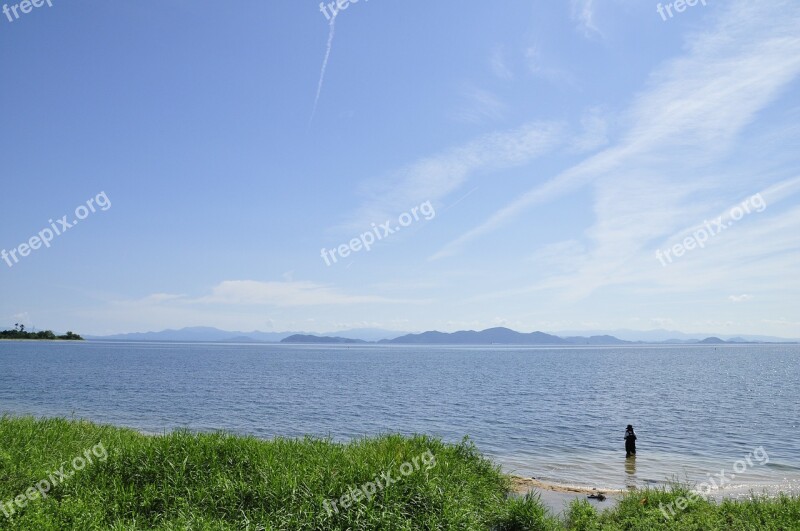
429,145 -> 624,260
452,87 -> 508,124
516,179 -> 800,305
570,107 -> 610,153
491,46 -> 514,80
762,318 -> 800,328
432,0 -> 800,282
527,240 -> 587,273
310,11 -> 338,124
140,293 -> 187,304
195,280 -> 416,307
571,0 -> 602,38
524,46 -> 577,86
115,281 -> 421,309
345,121 -> 567,229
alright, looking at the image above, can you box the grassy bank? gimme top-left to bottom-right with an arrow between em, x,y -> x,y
0,417 -> 797,530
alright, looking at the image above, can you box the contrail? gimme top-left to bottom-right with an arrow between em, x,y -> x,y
310,12 -> 337,124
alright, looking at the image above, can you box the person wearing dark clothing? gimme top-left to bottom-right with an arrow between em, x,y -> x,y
624,425 -> 637,457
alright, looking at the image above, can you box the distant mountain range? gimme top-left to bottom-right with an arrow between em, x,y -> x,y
87,326 -> 798,345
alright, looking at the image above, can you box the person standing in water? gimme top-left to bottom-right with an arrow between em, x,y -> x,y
624,425 -> 637,457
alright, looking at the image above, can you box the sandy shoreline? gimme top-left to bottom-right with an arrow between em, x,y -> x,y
510,475 -> 625,495
509,475 -> 625,514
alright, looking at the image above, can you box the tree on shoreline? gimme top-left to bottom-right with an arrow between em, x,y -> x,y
0,328 -> 83,340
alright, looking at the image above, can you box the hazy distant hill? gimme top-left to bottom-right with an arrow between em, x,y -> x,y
381,327 -> 569,345
89,326 -> 405,343
553,328 -> 798,343
280,335 -> 367,344
321,328 -> 409,342
89,327 -> 291,342
561,335 -> 631,345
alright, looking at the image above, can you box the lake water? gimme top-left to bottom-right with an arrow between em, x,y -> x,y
1,341 -> 798,497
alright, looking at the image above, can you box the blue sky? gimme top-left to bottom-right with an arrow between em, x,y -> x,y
1,0 -> 799,337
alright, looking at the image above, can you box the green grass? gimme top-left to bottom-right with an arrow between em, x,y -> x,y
563,486 -> 800,530
0,416 -> 797,530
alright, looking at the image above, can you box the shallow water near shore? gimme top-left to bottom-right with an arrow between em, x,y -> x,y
1,341 -> 798,498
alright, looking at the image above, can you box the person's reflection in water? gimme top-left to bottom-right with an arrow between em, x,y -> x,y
624,454 -> 637,489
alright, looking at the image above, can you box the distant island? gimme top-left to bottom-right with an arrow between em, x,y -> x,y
0,324 -> 83,341
379,328 -> 571,345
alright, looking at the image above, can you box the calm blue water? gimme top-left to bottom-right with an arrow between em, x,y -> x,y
1,341 -> 798,496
